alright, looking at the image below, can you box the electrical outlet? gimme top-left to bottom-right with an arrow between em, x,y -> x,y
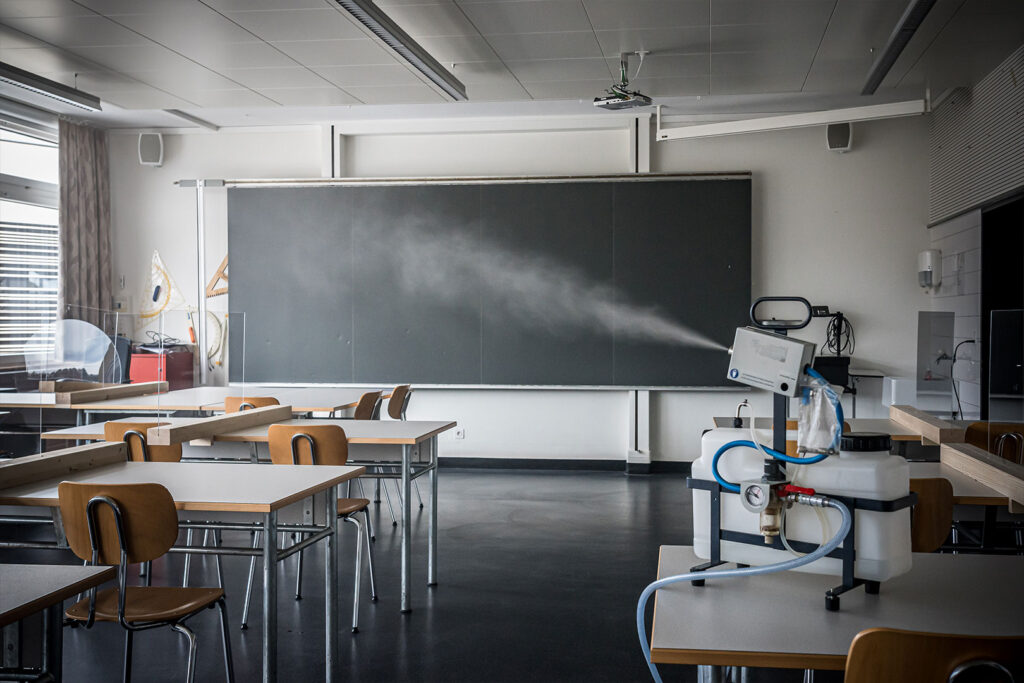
454,428 -> 465,440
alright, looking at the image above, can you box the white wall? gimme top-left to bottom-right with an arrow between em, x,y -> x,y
107,115 -> 930,462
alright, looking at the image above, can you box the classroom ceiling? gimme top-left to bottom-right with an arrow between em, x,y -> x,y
0,0 -> 1021,127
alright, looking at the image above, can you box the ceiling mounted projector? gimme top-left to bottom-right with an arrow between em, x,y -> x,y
594,51 -> 652,111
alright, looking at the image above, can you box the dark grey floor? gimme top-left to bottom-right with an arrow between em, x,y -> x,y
3,470 -> 843,682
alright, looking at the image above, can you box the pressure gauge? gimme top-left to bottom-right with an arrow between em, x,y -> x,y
740,481 -> 771,513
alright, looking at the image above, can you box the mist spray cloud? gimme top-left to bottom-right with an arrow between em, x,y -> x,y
368,221 -> 727,352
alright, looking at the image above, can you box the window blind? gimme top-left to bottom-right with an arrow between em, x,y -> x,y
0,219 -> 58,354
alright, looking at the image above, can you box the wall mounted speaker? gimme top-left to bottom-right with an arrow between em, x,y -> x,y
138,132 -> 163,166
826,122 -> 852,153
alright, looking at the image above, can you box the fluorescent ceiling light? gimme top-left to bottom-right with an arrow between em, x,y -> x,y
333,0 -> 467,102
655,100 -> 927,141
862,0 -> 938,95
0,62 -> 101,112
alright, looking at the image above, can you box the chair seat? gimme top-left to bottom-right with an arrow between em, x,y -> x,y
337,497 -> 370,516
66,586 -> 224,624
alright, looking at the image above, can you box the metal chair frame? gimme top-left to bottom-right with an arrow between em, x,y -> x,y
77,494 -> 235,683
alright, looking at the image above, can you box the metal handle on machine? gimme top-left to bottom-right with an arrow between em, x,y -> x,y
749,296 -> 812,331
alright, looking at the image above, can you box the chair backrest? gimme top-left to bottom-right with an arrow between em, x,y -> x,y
225,396 -> 280,413
966,422 -> 1024,464
58,482 -> 179,565
845,628 -> 1024,683
268,423 -> 349,466
387,385 -> 412,420
354,391 -> 382,421
908,477 -> 954,553
103,421 -> 181,463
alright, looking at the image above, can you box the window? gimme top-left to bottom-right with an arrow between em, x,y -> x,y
0,127 -> 59,356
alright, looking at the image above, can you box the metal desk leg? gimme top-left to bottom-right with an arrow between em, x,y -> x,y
324,486 -> 339,683
401,444 -> 412,613
262,511 -> 278,683
428,436 -> 438,587
42,602 -> 62,682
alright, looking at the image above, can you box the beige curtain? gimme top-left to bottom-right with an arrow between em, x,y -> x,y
58,120 -> 111,327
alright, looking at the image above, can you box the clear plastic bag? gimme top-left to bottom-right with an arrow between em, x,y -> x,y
797,383 -> 842,454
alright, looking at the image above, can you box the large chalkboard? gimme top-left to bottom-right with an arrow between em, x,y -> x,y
227,175 -> 750,387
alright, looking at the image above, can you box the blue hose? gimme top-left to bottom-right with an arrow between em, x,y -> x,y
636,497 -> 852,683
712,440 -> 828,492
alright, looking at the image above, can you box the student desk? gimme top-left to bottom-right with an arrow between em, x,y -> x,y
1,564 -> 116,682
42,417 -> 456,614
0,461 -> 364,683
649,546 -> 1024,671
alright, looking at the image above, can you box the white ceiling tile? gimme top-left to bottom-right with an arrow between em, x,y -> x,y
485,31 -> 602,61
200,0 -> 328,11
712,24 -> 823,53
72,44 -> 197,72
521,78 -> 610,99
109,6 -> 259,50
712,50 -> 816,75
0,46 -> 97,73
448,60 -> 518,84
801,57 -> 869,93
377,3 -> 479,37
608,53 -> 710,79
313,64 -> 422,87
72,0 -> 186,14
0,25 -> 47,49
416,34 -> 499,62
506,57 -> 612,82
457,1 -> 590,35
224,9 -> 366,41
711,0 -> 836,26
186,89 -> 279,107
127,66 -> 244,93
343,83 -> 446,104
0,0 -> 94,18
594,27 -> 710,58
219,66 -> 334,89
711,71 -> 805,95
271,39 -> 398,66
174,41 -> 298,69
465,80 -> 530,101
582,0 -> 709,30
0,15 -> 149,47
40,69 -> 142,92
256,86 -> 360,105
629,75 -> 709,97
814,1 -> 906,61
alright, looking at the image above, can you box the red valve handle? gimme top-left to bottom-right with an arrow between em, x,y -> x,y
779,484 -> 816,497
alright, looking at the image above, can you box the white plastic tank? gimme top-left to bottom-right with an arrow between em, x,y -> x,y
692,428 -> 912,581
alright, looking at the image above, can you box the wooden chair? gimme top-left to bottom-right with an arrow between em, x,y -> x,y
386,385 -> 412,420
103,421 -> 181,463
59,482 -> 234,683
224,396 -> 280,413
353,390 -> 382,420
966,422 -> 1024,464
909,478 -> 954,553
225,396 -> 280,463
844,628 -> 1024,683
239,424 -> 377,633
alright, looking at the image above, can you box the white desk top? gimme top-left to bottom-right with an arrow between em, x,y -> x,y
0,564 -> 115,628
72,386 -> 229,411
0,392 -> 58,408
848,367 -> 884,378
713,416 -> 921,441
0,461 -> 364,513
41,417 -> 456,445
651,546 -> 1024,669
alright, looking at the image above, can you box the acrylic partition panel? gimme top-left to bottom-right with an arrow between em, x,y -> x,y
988,310 -> 1024,425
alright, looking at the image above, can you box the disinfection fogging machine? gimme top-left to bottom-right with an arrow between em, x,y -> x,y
635,297 -> 916,683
